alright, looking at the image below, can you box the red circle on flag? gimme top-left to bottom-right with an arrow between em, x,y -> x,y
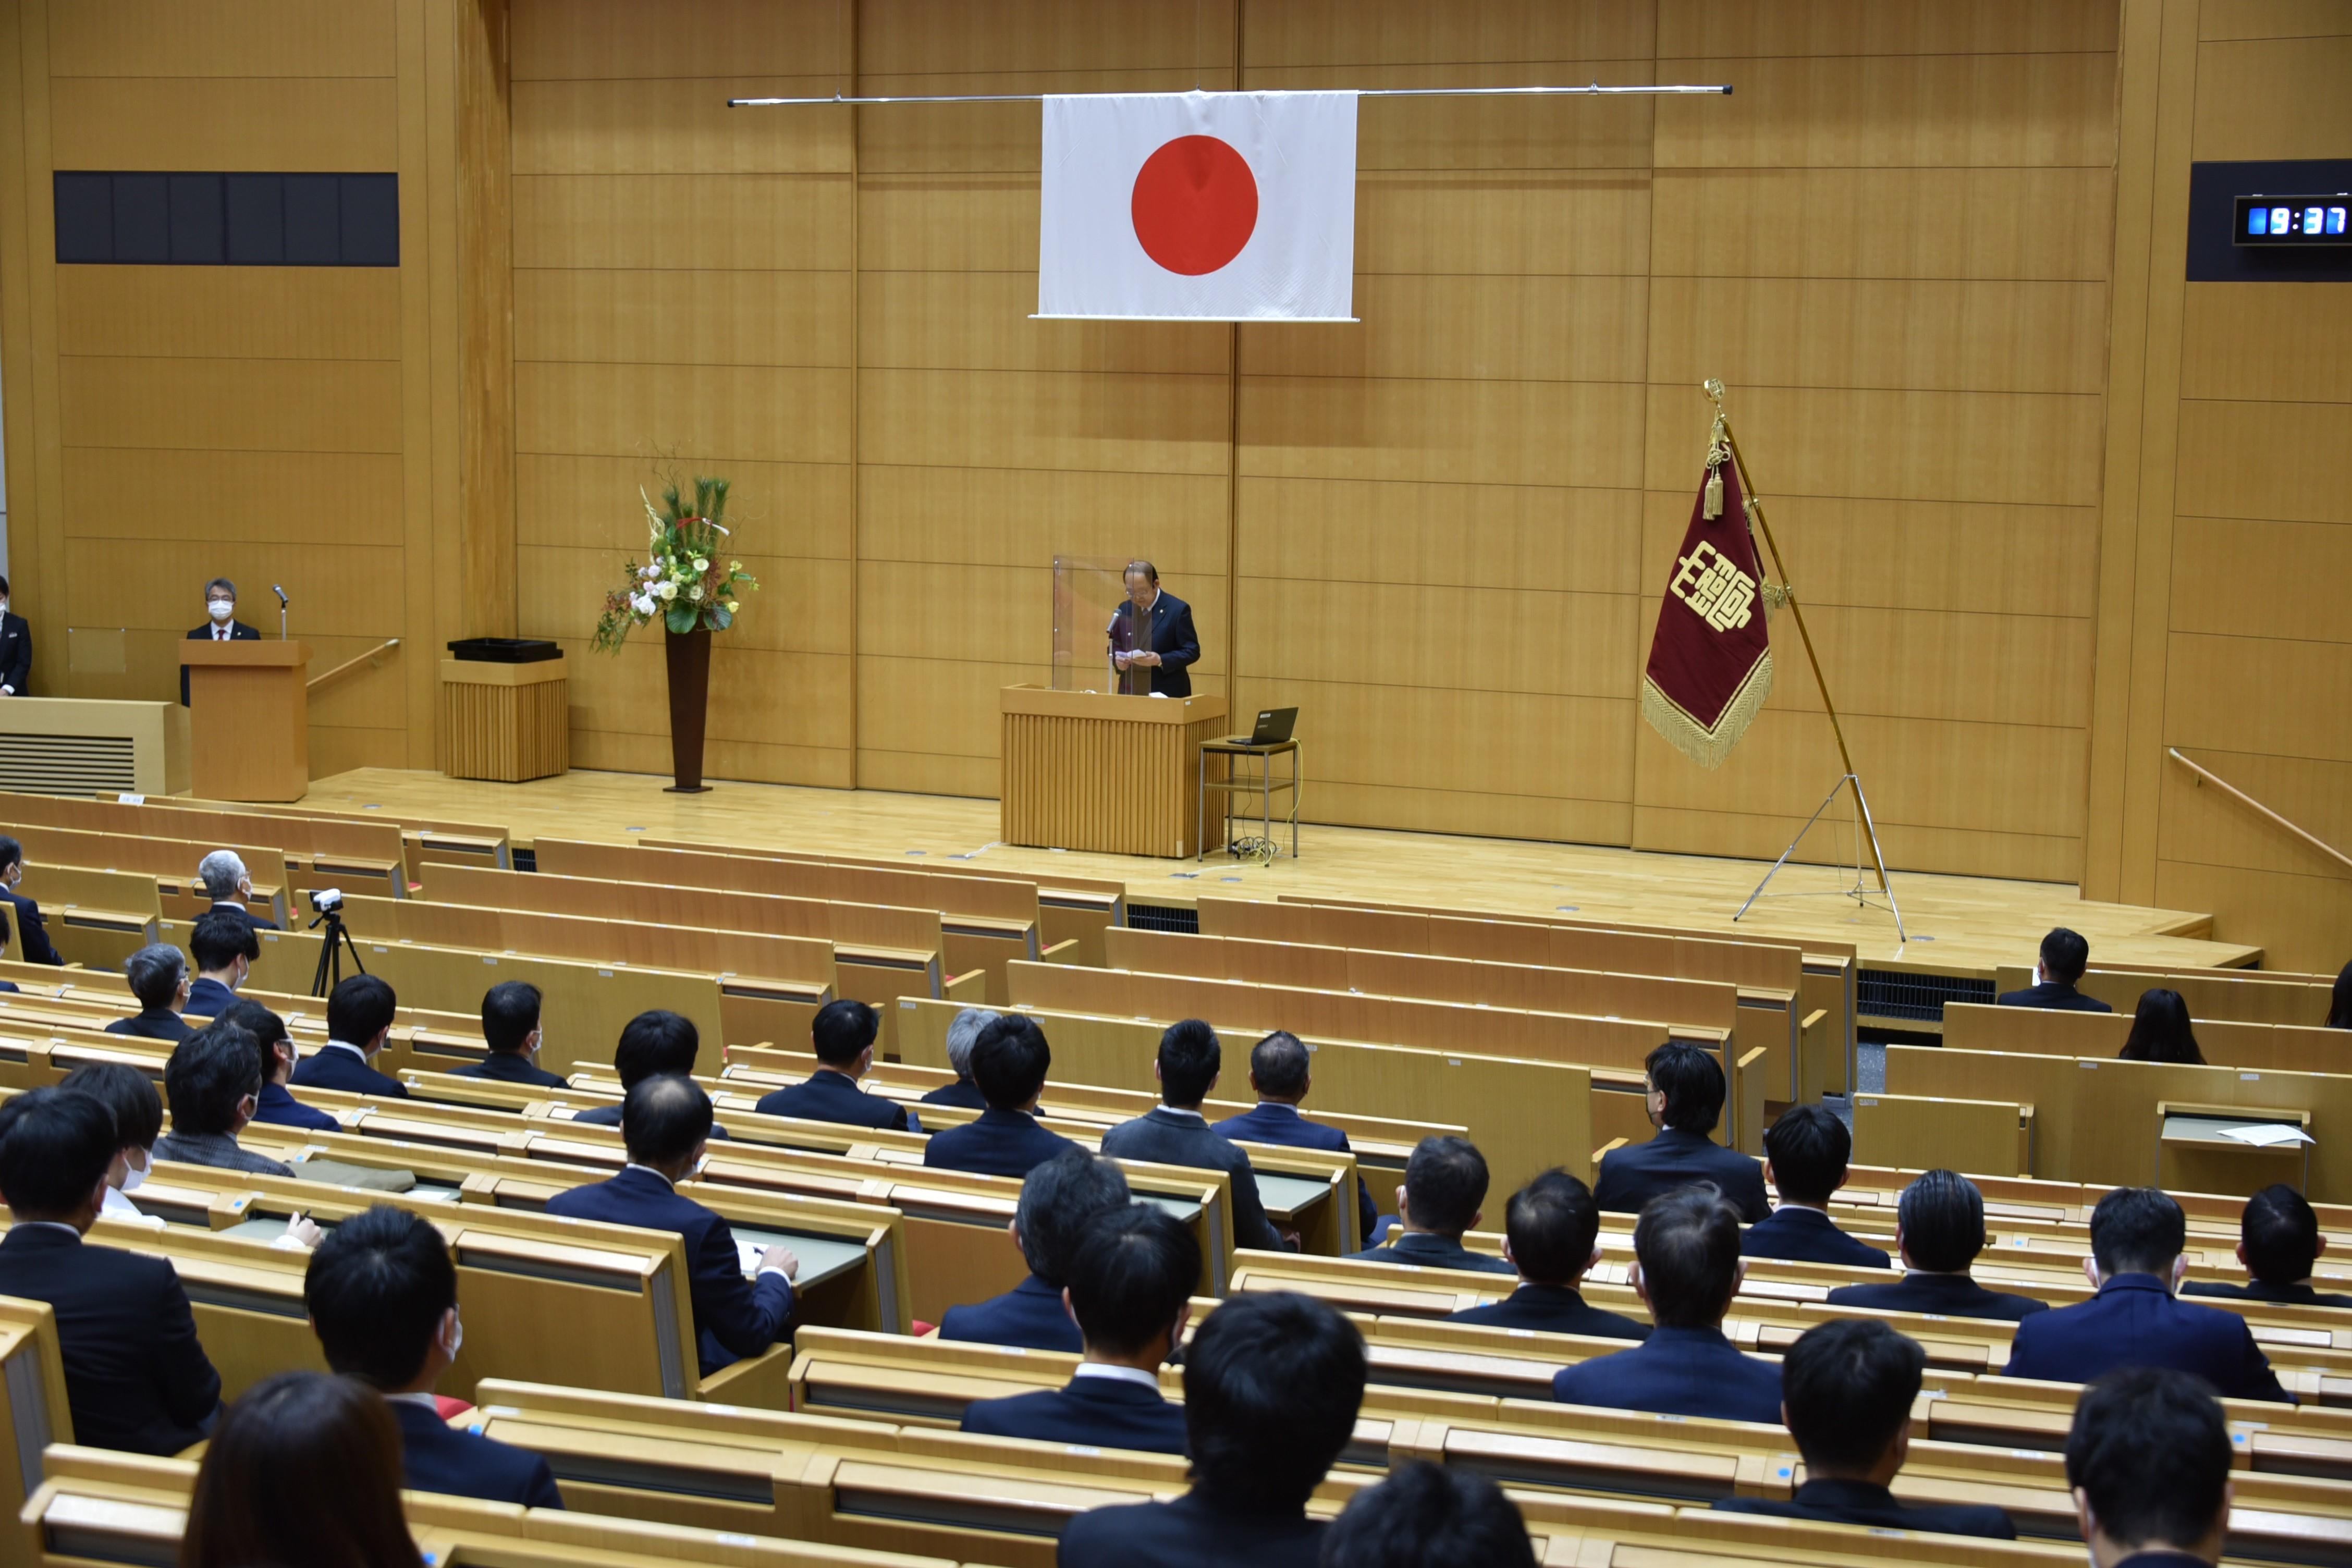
1131,134 -> 1258,275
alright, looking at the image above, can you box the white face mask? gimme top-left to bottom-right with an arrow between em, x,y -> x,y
207,600 -> 235,622
121,1148 -> 151,1192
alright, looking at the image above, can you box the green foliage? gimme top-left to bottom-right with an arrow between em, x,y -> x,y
591,467 -> 762,654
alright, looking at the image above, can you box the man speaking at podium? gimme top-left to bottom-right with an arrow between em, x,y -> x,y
180,577 -> 259,706
1106,560 -> 1198,697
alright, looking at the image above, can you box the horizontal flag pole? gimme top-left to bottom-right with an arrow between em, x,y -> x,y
730,83 -> 1731,107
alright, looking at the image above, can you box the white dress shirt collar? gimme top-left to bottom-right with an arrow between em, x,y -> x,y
1073,1362 -> 1161,1390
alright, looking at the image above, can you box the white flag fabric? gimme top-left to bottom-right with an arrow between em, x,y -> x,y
1037,90 -> 1359,322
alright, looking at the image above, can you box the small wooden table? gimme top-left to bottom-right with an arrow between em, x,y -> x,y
999,685 -> 1227,858
440,655 -> 569,782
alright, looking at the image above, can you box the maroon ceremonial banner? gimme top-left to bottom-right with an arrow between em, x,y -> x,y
1641,442 -> 1773,768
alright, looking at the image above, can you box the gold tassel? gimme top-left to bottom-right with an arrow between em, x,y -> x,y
1703,466 -> 1723,519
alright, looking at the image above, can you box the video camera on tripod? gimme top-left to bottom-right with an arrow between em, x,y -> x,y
307,887 -> 365,998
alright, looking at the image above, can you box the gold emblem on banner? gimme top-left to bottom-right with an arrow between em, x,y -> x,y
1668,540 -> 1758,632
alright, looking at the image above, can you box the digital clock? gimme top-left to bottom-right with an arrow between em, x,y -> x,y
2234,193 -> 2352,244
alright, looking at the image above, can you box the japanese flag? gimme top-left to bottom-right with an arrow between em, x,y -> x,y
1038,90 -> 1360,322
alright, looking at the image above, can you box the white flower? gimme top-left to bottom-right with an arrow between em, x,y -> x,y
657,582 -> 677,602
729,560 -> 741,572
691,558 -> 709,573
631,594 -> 656,616
640,564 -> 660,581
689,586 -> 703,602
724,600 -> 739,613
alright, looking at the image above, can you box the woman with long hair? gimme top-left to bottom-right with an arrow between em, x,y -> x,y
2118,987 -> 2204,1065
180,1371 -> 422,1568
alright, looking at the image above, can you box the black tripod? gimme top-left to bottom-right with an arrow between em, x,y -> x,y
309,906 -> 367,998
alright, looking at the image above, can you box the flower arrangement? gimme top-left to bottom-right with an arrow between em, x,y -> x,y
592,474 -> 761,653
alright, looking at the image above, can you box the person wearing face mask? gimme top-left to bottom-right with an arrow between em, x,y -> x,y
0,574 -> 28,697
218,999 -> 338,1131
180,576 -> 258,706
58,1061 -> 167,1226
0,836 -> 64,966
183,908 -> 258,1017
154,1023 -> 299,1179
456,981 -> 567,1088
303,1204 -> 564,1508
105,944 -> 195,1040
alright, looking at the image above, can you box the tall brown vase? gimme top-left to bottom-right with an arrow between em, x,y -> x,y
663,625 -> 713,793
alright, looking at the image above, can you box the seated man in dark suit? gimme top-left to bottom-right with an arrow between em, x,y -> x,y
922,1014 -> 1082,1178
2183,1184 -> 2352,1310
939,1147 -> 1131,1352
304,1204 -> 562,1508
0,903 -> 19,990
153,1023 -> 298,1178
1321,1462 -> 1537,1568
1825,1169 -> 2050,1320
962,1204 -> 1197,1455
194,850 -> 278,930
0,1087 -> 222,1452
753,999 -> 913,1131
2004,1186 -> 2289,1401
1552,1187 -> 1782,1424
104,943 -> 195,1043
1997,926 -> 2114,1012
2066,1368 -> 2233,1568
1058,1291 -> 1365,1568
918,1006 -> 999,1111
1348,1135 -> 1513,1275
1212,1029 -> 1379,1245
1742,1105 -> 1890,1267
0,836 -> 64,965
545,1074 -> 798,1375
219,999 -> 338,1131
1716,1318 -> 2015,1538
1591,1042 -> 1769,1222
571,1009 -> 724,1138
456,981 -> 568,1089
290,973 -> 410,1099
1449,1169 -> 1647,1338
1101,1019 -> 1291,1253
182,906 -> 257,1018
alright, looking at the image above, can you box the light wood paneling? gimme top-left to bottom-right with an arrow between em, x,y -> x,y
2189,34 -> 2352,157
46,0 -> 397,77
512,174 -> 851,270
1238,478 -> 1644,595
1657,0 -> 2121,56
860,367 -> 1230,475
516,454 -> 856,556
511,77 -> 852,176
514,267 -> 855,368
2171,518 -> 2352,643
1242,275 -> 1648,384
56,268 -> 402,361
65,449 -> 408,547
58,357 -> 402,452
2175,399 -> 2352,523
514,362 -> 854,462
856,464 -> 1229,568
1234,579 -> 1637,700
1241,377 -> 1645,490
858,271 -> 1230,375
50,77 -> 400,169
510,0 -> 849,81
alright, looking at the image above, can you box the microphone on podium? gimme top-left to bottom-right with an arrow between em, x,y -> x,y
273,584 -> 288,640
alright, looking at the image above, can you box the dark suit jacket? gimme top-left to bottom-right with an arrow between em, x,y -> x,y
1551,1325 -> 1783,1424
755,1070 -> 910,1132
1741,1205 -> 1891,1268
1716,1478 -> 2016,1540
251,1081 -> 338,1131
291,1044 -> 410,1099
1349,1229 -> 1514,1276
1593,1127 -> 1771,1223
4,889 -> 62,966
206,900 -> 277,932
1449,1283 -> 1649,1340
2185,1277 -> 2352,1309
1102,1107 -> 1287,1253
2003,1272 -> 2290,1401
1059,1488 -> 1325,1568
1826,1271 -> 2049,1321
544,1166 -> 791,1375
961,1373 -> 1188,1455
390,1398 -> 563,1508
1995,981 -> 2114,1013
105,1009 -> 194,1043
922,1106 -> 1080,1179
1107,590 -> 1200,698
182,619 -> 260,705
938,1272 -> 1083,1353
181,977 -> 240,1018
1213,1101 -> 1379,1246
919,1077 -> 988,1111
0,1225 -> 220,1454
569,1100 -> 729,1140
457,1051 -> 569,1089
0,610 -> 29,694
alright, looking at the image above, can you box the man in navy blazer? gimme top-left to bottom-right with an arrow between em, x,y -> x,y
569,1010 -> 726,1140
1997,927 -> 2115,1012
1742,1105 -> 1891,1268
962,1204 -> 1196,1455
105,944 -> 196,1043
1825,1170 -> 2049,1321
1102,1019 -> 1291,1254
2065,1368 -> 2235,1568
545,1075 -> 798,1376
2004,1186 -> 2289,1402
918,1006 -> 999,1112
2183,1184 -> 2352,1311
455,982 -> 569,1090
0,837 -> 62,967
939,1147 -> 1131,1352
1449,1169 -> 1647,1339
922,1014 -> 1082,1179
182,577 -> 261,704
182,907 -> 258,1020
195,851 -> 278,932
305,1204 -> 562,1508
1552,1187 -> 1782,1424
753,999 -> 913,1131
1213,1030 -> 1380,1245
218,1000 -> 339,1132
1592,1041 -> 1769,1222
1105,561 -> 1199,697
290,973 -> 410,1099
1349,1135 -> 1514,1276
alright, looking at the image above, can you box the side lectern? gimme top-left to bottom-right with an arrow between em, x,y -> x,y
182,640 -> 310,801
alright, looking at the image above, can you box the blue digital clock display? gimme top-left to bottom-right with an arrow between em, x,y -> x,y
2235,194 -> 2352,244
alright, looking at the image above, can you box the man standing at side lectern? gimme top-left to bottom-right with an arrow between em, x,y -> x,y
181,577 -> 259,706
1107,561 -> 1198,697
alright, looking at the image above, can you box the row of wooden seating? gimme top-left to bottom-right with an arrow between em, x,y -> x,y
6,789 -> 411,891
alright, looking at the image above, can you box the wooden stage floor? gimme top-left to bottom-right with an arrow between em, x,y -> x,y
303,767 -> 2259,976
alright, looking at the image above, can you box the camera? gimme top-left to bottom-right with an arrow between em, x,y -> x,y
308,888 -> 345,915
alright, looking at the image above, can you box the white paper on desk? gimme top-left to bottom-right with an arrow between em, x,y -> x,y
2216,1123 -> 2313,1147
737,1239 -> 764,1276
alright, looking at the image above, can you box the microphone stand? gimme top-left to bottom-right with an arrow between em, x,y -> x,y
273,585 -> 289,640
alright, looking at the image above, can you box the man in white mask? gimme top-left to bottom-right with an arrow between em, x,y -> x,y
0,572 -> 28,696
55,1062 -> 166,1226
180,575 -> 256,706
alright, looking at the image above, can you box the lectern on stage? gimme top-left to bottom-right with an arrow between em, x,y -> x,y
182,640 -> 310,801
1000,685 -> 1228,859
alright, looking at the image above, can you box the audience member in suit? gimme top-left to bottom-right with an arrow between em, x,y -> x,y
1998,926 -> 2115,1012
922,1013 -> 1082,1178
570,1008 -> 725,1137
58,1062 -> 165,1225
753,998 -> 914,1131
291,973 -> 410,1099
1102,1019 -> 1292,1253
1058,1291 -> 1365,1568
962,1203 -> 1197,1455
2329,961 -> 2352,1030
939,1147 -> 1131,1352
0,902 -> 17,990
0,574 -> 28,696
1824,1169 -> 2050,1320
153,1023 -> 302,1179
181,577 -> 260,707
918,1006 -> 999,1111
2004,1186 -> 2289,1402
1590,1041 -> 1769,1222
2066,1367 -> 2234,1568
1320,1462 -> 1538,1568
1716,1318 -> 2016,1537
1212,1029 -> 1380,1245
0,1087 -> 222,1452
544,1074 -> 797,1375
456,981 -> 568,1089
1348,1135 -> 1513,1275
180,1371 -> 424,1568
2183,1184 -> 2352,1310
1742,1105 -> 1890,1267
1551,1187 -> 1782,1424
305,1204 -> 564,1508
0,835 -> 63,966
2118,987 -> 2204,1064
194,850 -> 279,931
182,907 -> 258,1019
219,999 -> 338,1131
1448,1169 -> 1648,1338
104,943 -> 195,1042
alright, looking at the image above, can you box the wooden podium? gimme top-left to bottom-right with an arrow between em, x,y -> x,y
1000,684 -> 1228,858
182,640 -> 310,802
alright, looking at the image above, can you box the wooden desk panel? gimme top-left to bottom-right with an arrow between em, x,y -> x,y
440,656 -> 569,782
1000,684 -> 1227,858
183,640 -> 309,802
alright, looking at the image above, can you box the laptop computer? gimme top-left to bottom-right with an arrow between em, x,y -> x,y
1227,707 -> 1297,746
